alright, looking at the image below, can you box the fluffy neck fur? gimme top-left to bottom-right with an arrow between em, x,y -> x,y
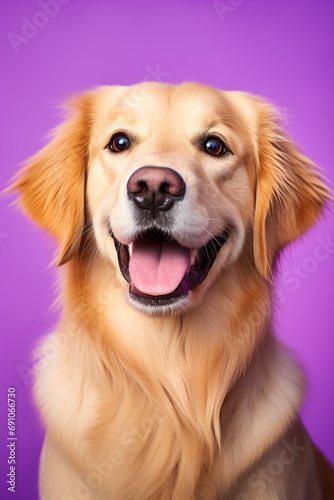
56,250 -> 304,498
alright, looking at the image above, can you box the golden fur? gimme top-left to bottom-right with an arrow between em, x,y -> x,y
9,83 -> 334,499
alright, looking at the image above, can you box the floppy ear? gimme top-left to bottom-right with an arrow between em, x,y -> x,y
8,92 -> 94,265
253,101 -> 330,279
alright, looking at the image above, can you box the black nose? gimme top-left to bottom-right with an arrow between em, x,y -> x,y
127,166 -> 186,214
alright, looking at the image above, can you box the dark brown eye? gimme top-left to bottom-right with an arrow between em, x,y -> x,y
203,137 -> 228,156
108,133 -> 131,153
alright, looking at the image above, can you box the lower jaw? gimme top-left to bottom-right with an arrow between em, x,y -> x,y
127,261 -> 213,312
129,281 -> 187,309
128,288 -> 188,314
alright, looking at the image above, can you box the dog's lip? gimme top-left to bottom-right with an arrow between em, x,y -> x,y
110,227 -> 229,305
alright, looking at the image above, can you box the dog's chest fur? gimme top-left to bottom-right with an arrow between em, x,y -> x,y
35,290 -> 304,499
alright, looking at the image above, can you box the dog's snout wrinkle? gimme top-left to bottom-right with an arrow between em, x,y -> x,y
127,166 -> 185,216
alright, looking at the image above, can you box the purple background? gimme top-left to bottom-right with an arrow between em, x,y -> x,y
1,1 -> 333,498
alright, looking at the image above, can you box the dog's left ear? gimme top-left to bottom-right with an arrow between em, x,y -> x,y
253,100 -> 330,279
7,91 -> 94,265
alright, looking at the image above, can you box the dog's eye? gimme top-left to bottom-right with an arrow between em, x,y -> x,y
108,133 -> 131,153
203,137 -> 228,156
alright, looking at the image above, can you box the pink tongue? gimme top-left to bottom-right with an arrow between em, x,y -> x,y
129,237 -> 190,296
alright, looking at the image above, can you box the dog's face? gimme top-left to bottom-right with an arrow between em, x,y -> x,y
12,83 -> 328,315
88,84 -> 255,313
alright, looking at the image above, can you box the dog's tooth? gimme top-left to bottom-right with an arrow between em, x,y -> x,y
190,248 -> 199,266
128,243 -> 133,257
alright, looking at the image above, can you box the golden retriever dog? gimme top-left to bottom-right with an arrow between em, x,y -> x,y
10,83 -> 334,499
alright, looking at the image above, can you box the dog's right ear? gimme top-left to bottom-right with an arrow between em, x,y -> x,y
6,91 -> 94,266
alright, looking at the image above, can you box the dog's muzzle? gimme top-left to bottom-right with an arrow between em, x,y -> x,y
110,166 -> 229,310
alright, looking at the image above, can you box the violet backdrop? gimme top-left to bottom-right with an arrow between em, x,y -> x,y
1,0 -> 333,498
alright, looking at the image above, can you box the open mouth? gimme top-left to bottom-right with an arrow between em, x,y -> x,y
110,227 -> 229,307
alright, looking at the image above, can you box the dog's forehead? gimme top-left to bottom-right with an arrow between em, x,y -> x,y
92,83 -> 249,135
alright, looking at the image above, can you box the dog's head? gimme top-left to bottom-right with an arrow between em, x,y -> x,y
10,83 -> 329,314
